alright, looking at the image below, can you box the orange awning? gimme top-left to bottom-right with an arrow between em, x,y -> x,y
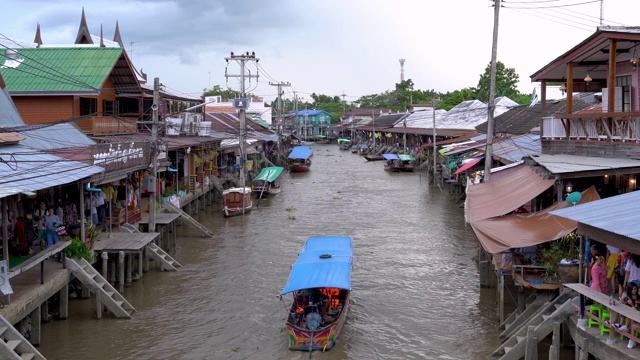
465,164 -> 556,223
469,186 -> 601,254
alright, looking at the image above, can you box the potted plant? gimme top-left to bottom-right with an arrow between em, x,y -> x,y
85,223 -> 101,250
541,231 -> 581,282
65,236 -> 93,262
162,186 -> 176,201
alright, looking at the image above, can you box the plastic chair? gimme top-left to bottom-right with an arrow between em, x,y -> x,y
588,303 -> 603,328
600,310 -> 611,336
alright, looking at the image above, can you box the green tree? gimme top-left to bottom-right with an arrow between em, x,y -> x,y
476,61 -> 521,103
202,85 -> 256,100
437,88 -> 477,111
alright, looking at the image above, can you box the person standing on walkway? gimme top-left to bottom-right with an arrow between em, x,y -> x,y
590,255 -> 608,295
44,207 -> 61,248
95,190 -> 106,225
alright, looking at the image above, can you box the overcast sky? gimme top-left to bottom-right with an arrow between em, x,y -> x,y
1,0 -> 638,104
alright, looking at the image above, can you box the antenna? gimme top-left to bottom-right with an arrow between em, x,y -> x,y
399,59 -> 406,82
128,41 -> 136,60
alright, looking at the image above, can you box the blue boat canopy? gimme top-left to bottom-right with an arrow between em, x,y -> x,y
382,154 -> 399,160
288,146 -> 314,160
280,236 -> 353,296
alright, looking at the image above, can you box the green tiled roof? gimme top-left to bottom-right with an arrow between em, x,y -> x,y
0,47 -> 122,92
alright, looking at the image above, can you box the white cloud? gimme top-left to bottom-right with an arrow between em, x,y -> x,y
1,0 -> 638,103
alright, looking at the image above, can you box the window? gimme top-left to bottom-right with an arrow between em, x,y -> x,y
79,97 -> 97,116
102,100 -> 115,116
615,76 -> 632,112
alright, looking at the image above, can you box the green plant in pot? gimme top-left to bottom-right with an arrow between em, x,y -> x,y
65,237 -> 93,262
162,186 -> 176,198
541,231 -> 581,282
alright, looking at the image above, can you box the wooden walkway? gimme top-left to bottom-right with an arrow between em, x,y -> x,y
93,232 -> 159,253
0,259 -> 70,325
139,213 -> 181,248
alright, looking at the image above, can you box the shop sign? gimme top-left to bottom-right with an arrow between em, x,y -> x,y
91,141 -> 151,171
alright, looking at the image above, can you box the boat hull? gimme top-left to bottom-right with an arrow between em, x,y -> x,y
252,185 -> 281,198
290,165 -> 310,173
223,204 -> 252,217
364,155 -> 384,161
287,295 -> 350,351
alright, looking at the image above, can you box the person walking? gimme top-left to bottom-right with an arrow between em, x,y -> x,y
44,207 -> 61,248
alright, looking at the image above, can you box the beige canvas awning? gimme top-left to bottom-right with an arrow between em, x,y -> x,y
465,164 -> 556,223
470,186 -> 601,254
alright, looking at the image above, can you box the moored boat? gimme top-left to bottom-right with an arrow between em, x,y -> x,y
288,146 -> 314,173
337,138 -> 351,150
222,187 -> 253,217
280,235 -> 353,352
364,154 -> 384,161
383,154 -> 415,172
252,166 -> 284,198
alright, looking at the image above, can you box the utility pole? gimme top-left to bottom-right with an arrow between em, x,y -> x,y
149,77 -> 160,231
484,0 -> 501,183
293,91 -> 299,136
269,81 -> 290,154
225,52 -> 259,213
432,99 -> 438,186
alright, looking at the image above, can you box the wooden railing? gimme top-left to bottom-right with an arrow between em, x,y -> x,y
75,116 -> 138,135
542,112 -> 640,143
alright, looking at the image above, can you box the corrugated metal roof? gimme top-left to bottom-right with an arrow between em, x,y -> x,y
18,123 -> 95,150
0,143 -> 104,199
395,108 -> 447,129
492,134 -> 541,163
0,86 -> 24,126
475,98 -> 592,135
550,190 -> 640,241
0,47 -> 122,92
436,97 -> 519,130
528,154 -> 640,174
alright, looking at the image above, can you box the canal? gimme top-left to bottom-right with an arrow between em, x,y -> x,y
39,144 -> 501,359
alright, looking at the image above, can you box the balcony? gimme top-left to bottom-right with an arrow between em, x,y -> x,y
75,116 -> 138,135
541,112 -> 640,158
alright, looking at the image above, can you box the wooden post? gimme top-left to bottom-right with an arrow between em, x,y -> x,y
548,322 -> 560,360
41,300 -> 49,323
137,249 -> 143,279
101,252 -> 109,281
499,274 -> 505,323
144,245 -> 150,272
96,291 -> 102,319
524,325 -> 538,360
109,257 -> 116,286
30,306 -> 41,346
126,254 -> 132,285
118,251 -> 125,293
579,339 -> 589,360
59,283 -> 69,320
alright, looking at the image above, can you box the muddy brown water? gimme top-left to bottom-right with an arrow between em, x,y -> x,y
39,144 -> 501,359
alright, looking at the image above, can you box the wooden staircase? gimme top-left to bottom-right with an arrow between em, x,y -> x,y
498,291 -> 553,339
0,314 -> 45,360
147,243 -> 182,271
491,291 -> 577,359
66,258 -> 135,319
162,202 -> 213,237
121,224 -> 181,271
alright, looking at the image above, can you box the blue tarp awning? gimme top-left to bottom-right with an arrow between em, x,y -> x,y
288,146 -> 314,160
280,236 -> 353,295
382,154 -> 399,160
